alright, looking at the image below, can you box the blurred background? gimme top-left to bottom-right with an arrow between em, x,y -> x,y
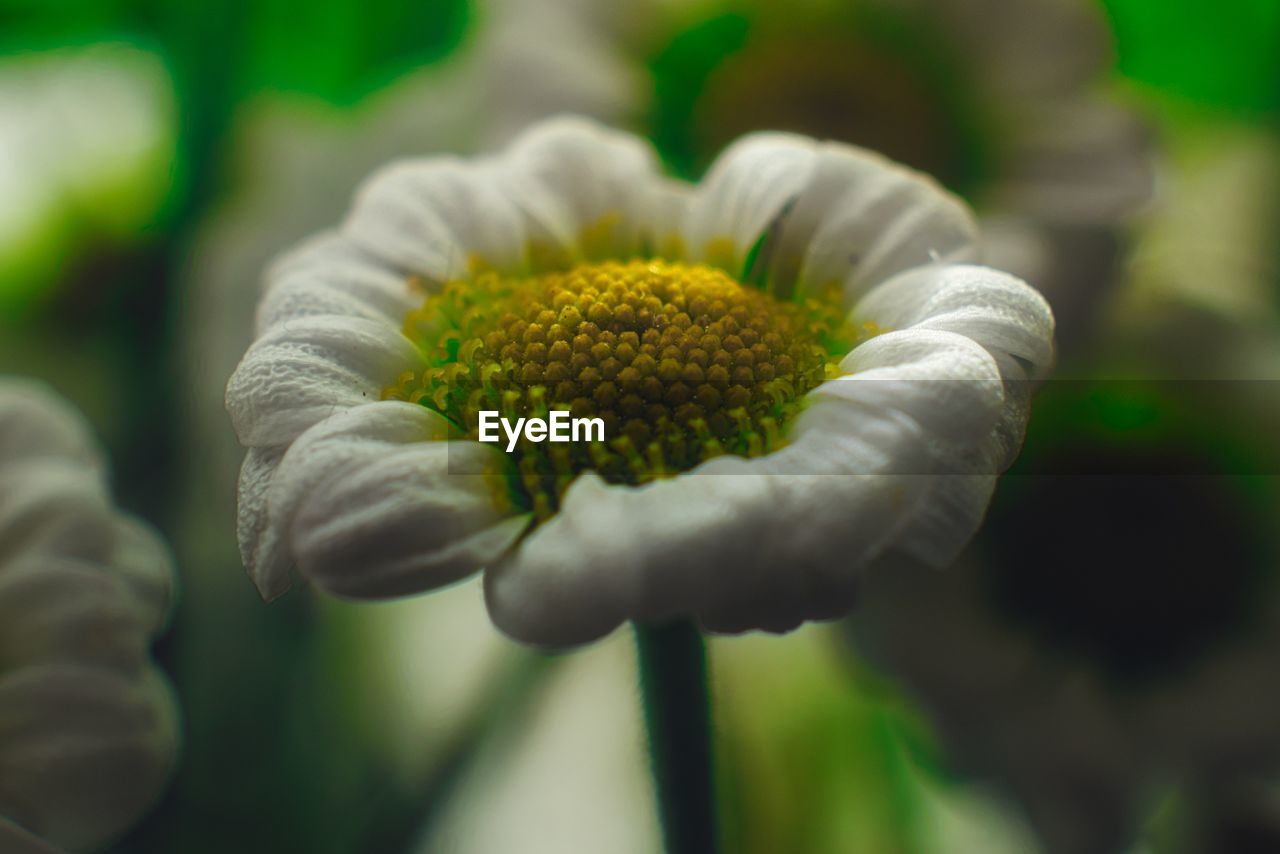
1,0 -> 1279,851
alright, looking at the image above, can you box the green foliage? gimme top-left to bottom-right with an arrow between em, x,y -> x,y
1102,0 -> 1280,114
647,12 -> 752,179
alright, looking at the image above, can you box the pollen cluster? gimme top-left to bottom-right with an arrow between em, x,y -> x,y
385,259 -> 857,517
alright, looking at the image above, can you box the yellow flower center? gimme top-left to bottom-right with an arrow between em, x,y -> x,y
385,259 -> 856,517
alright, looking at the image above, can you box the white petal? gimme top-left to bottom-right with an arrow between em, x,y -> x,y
682,133 -> 817,275
0,555 -> 149,673
486,465 -> 917,645
0,664 -> 177,851
856,264 -> 1054,486
225,314 -> 421,448
855,264 -> 1055,381
0,461 -> 114,567
889,470 -> 999,567
649,177 -> 694,256
344,158 -> 529,278
767,143 -> 978,304
809,328 -> 1009,568
235,445 -> 290,599
107,515 -> 176,634
266,402 -> 528,599
855,266 -> 1055,549
0,380 -> 100,470
825,328 -> 1007,447
257,231 -> 420,334
498,116 -> 663,263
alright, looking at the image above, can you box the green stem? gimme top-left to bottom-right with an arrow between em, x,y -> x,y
634,620 -> 719,854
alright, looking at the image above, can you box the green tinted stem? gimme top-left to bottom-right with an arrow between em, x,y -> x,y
634,620 -> 719,854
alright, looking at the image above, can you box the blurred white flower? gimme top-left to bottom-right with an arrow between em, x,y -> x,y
0,380 -> 178,852
481,0 -> 1150,345
850,379 -> 1280,854
0,43 -> 176,313
225,116 -> 1053,646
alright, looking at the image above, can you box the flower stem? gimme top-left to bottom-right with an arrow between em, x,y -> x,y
634,620 -> 719,854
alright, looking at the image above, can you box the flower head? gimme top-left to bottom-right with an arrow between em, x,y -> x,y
482,0 -> 1149,344
227,117 -> 1053,645
0,380 -> 178,851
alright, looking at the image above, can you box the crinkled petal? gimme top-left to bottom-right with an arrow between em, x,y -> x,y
235,445 -> 290,599
257,232 -> 420,334
858,263 -> 1054,477
263,401 -> 528,599
225,314 -> 422,448
826,329 -> 1007,444
344,158 -> 529,279
812,328 -> 1010,568
0,664 -> 177,852
485,327 -> 1006,645
856,264 -> 1055,382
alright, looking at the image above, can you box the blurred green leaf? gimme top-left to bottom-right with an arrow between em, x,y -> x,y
237,0 -> 469,105
1102,0 -> 1280,114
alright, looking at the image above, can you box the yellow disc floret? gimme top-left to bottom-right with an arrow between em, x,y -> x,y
384,259 -> 856,517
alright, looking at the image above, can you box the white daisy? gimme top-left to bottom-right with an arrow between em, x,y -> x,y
481,0 -> 1150,345
225,117 -> 1053,646
0,380 -> 178,852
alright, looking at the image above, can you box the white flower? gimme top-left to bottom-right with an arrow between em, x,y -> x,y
226,117 -> 1053,646
849,373 -> 1280,853
0,44 -> 175,312
480,0 -> 1149,345
0,380 -> 178,852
